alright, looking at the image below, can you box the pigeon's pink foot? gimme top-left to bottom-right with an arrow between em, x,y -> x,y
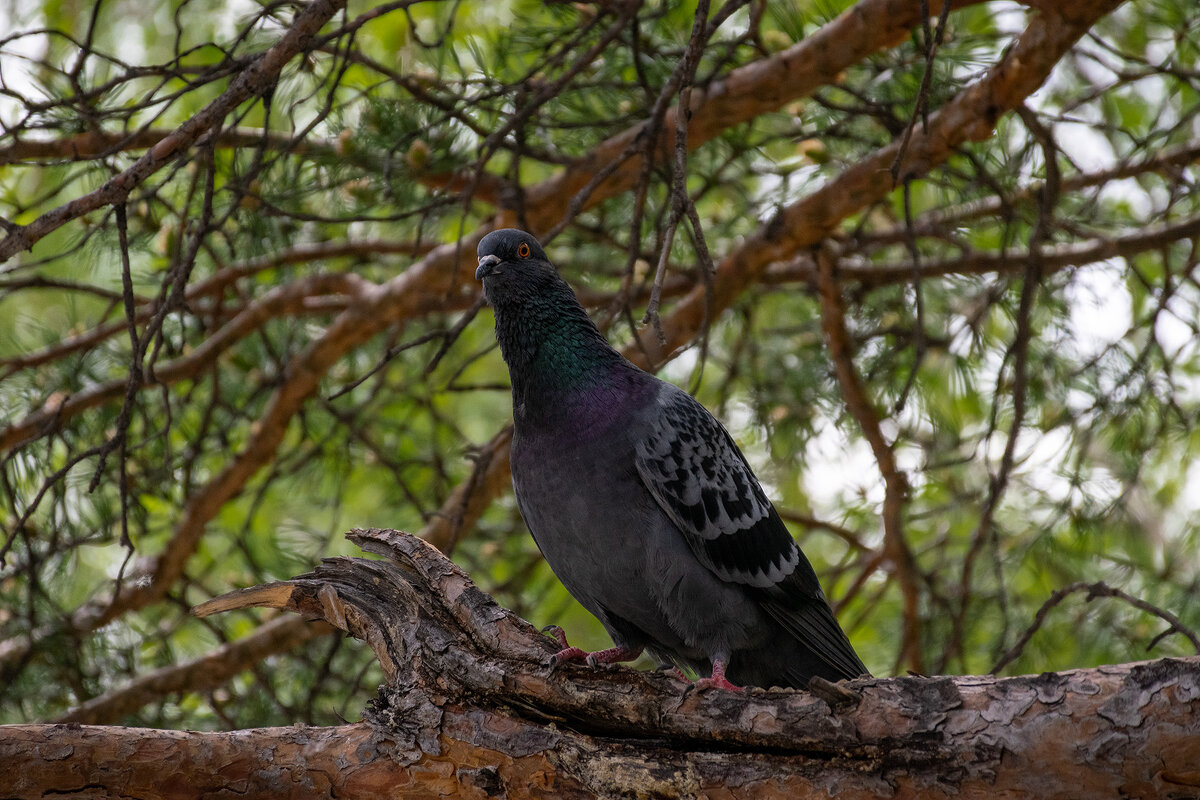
542,625 -> 643,668
693,658 -> 744,692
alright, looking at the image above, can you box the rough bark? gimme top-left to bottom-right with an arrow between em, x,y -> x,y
3,529 -> 1196,799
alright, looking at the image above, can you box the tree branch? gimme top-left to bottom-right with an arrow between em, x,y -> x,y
0,238 -> 437,375
855,139 -> 1200,249
0,272 -> 371,452
991,581 -> 1200,674
764,212 -> 1200,289
0,127 -> 338,167
638,0 -> 1125,364
12,528 -> 1191,799
523,0 -> 984,236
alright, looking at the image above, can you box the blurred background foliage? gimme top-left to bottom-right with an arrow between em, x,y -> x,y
0,0 -> 1198,729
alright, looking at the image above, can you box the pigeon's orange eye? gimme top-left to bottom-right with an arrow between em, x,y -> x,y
517,242 -> 530,258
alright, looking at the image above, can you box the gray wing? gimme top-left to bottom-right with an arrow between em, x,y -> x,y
634,385 -> 868,680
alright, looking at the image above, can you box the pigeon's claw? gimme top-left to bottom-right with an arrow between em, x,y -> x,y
542,624 -> 571,650
693,674 -> 743,692
549,646 -> 589,669
541,626 -> 644,672
692,658 -> 744,692
544,625 -> 589,669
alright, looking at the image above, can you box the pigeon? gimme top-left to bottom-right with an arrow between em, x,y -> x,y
475,228 -> 869,690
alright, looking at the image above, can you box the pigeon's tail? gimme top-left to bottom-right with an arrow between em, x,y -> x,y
726,644 -> 835,690
728,591 -> 870,689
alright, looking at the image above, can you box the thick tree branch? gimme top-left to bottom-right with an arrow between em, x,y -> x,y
12,528 -> 1193,799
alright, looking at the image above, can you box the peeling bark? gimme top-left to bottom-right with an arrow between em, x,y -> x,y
4,529 -> 1196,799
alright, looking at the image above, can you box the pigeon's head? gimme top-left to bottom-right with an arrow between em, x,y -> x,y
475,228 -> 556,306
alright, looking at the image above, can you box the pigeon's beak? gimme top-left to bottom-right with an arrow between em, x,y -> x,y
475,254 -> 501,281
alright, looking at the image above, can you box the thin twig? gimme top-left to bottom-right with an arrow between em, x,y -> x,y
990,581 -> 1200,674
641,0 -> 717,345
893,181 -> 927,414
890,0 -> 951,184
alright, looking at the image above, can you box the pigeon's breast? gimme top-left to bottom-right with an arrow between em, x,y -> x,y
510,414 -> 647,582
508,380 -> 656,565
516,369 -> 656,445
